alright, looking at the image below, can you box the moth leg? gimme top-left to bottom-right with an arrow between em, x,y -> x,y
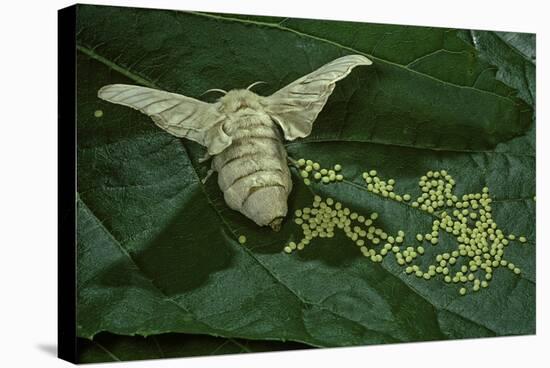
198,152 -> 211,163
201,168 -> 214,184
269,217 -> 283,232
287,156 -> 299,168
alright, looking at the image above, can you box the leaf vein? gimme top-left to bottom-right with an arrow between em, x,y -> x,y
186,11 -> 520,106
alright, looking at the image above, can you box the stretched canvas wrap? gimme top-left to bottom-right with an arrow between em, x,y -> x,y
58,3 -> 536,364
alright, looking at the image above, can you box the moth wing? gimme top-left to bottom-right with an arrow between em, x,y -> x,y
98,84 -> 231,155
264,54 -> 371,140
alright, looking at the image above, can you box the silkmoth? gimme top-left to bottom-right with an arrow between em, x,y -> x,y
98,54 -> 371,231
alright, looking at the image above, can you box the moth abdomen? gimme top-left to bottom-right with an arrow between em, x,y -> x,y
213,114 -> 292,229
224,170 -> 287,207
217,157 -> 285,191
243,185 -> 288,231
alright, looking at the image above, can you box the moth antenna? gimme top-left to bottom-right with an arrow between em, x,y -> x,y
201,88 -> 228,96
246,81 -> 267,91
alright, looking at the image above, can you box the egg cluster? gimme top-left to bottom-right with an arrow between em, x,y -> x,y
294,158 -> 344,186
361,170 -> 411,202
411,170 -> 457,213
408,176 -> 528,293
284,195 -> 409,265
284,161 -> 531,296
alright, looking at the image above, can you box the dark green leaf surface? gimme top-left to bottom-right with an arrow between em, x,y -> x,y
458,30 -> 535,106
457,30 -> 535,156
75,4 -> 535,357
77,333 -> 308,363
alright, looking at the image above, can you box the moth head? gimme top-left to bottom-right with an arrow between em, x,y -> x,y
217,89 -> 264,113
216,81 -> 268,114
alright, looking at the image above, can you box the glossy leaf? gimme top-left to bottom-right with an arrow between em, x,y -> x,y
75,4 -> 535,358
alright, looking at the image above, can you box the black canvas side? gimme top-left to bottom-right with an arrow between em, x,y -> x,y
58,4 -> 77,364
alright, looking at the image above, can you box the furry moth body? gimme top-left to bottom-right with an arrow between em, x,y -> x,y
98,54 -> 371,230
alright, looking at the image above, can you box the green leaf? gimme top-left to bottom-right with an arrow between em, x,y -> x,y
457,30 -> 535,106
75,4 -> 535,353
456,30 -> 535,156
77,333 -> 308,363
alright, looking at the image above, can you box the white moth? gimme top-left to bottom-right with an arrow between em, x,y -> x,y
98,54 -> 371,231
